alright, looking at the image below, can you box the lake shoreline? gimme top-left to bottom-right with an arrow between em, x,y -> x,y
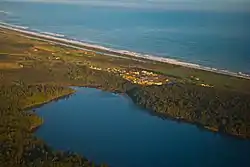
24,89 -> 76,111
126,92 -> 249,140
34,86 -> 250,167
29,85 -> 249,141
25,88 -> 76,132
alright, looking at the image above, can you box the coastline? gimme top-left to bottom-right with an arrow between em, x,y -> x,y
1,22 -> 249,80
1,26 -> 250,167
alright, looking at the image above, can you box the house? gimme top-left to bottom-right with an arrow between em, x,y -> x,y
154,82 -> 163,86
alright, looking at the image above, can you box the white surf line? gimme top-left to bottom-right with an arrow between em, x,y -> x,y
0,24 -> 145,62
0,23 -> 249,80
23,34 -> 148,64
21,34 -> 141,61
0,11 -> 10,15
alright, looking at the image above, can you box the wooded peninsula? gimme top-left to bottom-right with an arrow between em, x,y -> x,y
1,27 -> 250,167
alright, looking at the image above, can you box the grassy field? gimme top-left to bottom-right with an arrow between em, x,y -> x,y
1,27 -> 250,167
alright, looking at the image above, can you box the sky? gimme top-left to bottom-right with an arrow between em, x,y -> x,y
2,0 -> 250,11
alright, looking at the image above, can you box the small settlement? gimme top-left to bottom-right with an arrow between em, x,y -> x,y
89,65 -> 215,87
89,65 -> 169,86
32,45 -> 214,88
120,69 -> 168,86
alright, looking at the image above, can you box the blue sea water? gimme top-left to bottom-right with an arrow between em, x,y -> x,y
0,1 -> 250,73
35,87 -> 250,167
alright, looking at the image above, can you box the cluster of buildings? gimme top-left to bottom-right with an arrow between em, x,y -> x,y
89,65 -> 102,71
190,76 -> 200,81
200,83 -> 214,88
120,70 -> 169,86
190,76 -> 214,88
107,67 -> 169,86
88,65 -> 169,86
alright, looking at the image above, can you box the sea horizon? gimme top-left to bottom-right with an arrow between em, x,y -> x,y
1,1 -> 250,74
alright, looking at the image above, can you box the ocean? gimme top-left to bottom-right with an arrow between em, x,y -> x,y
1,1 -> 250,73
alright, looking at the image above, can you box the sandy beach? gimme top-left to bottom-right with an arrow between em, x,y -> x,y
1,22 -> 249,80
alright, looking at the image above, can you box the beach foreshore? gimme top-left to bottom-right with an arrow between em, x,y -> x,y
1,22 -> 249,80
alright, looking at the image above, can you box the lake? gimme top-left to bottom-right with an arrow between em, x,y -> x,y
35,87 -> 250,167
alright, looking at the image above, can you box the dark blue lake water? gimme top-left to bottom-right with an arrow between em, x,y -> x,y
34,87 -> 250,167
1,1 -> 250,73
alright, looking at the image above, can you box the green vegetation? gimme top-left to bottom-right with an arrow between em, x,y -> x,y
0,84 -> 105,167
1,27 -> 250,167
127,84 -> 250,138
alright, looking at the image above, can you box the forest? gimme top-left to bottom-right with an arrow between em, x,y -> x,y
127,84 -> 250,138
0,65 -> 133,167
0,84 -> 110,167
1,27 -> 250,167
